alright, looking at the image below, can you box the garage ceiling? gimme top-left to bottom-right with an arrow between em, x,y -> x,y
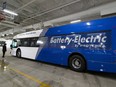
0,0 -> 115,33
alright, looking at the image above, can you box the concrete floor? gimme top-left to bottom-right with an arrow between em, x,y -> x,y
0,48 -> 116,87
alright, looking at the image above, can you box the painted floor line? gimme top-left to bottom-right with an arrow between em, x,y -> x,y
9,67 -> 51,87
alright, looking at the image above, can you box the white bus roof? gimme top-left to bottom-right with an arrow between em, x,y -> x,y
13,29 -> 43,39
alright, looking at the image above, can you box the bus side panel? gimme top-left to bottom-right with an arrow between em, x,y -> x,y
60,47 -> 116,73
36,48 -> 65,65
87,61 -> 116,73
36,16 -> 116,73
112,27 -> 116,59
35,37 -> 65,65
35,44 -> 116,73
36,30 -> 113,67
87,27 -> 116,73
20,47 -> 39,59
54,48 -> 116,73
11,48 -> 17,56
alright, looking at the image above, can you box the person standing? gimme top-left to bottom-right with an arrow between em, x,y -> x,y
2,43 -> 7,58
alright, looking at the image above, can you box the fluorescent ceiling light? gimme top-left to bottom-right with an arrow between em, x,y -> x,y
11,33 -> 13,35
70,20 -> 81,24
3,9 -> 18,16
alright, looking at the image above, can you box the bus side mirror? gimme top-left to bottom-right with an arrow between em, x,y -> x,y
18,44 -> 21,46
10,44 -> 12,49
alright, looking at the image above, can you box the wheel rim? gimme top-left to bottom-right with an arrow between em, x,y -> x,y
72,58 -> 81,69
17,51 -> 21,57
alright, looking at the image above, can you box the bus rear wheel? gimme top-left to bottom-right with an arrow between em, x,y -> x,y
16,50 -> 21,58
69,55 -> 86,72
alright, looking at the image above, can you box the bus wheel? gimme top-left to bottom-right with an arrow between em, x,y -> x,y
16,50 -> 21,58
69,55 -> 86,72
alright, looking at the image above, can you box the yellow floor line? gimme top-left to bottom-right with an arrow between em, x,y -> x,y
9,67 -> 51,87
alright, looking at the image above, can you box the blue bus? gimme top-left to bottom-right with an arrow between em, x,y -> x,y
11,16 -> 116,73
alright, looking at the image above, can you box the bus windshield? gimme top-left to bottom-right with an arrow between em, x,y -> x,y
12,39 -> 21,48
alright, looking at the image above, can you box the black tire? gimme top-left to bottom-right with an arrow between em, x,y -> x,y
69,55 -> 86,72
16,50 -> 21,58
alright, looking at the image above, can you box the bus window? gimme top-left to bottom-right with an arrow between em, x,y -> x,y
20,38 -> 30,47
30,37 -> 39,47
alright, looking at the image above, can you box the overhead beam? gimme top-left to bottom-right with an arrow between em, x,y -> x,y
0,23 -> 16,27
0,21 -> 18,27
22,0 -> 81,22
15,0 -> 37,12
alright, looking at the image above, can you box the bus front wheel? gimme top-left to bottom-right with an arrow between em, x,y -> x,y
69,55 -> 86,72
16,50 -> 21,58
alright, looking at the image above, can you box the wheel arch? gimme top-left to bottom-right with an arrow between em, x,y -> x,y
16,48 -> 21,53
16,48 -> 21,57
68,52 -> 87,68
